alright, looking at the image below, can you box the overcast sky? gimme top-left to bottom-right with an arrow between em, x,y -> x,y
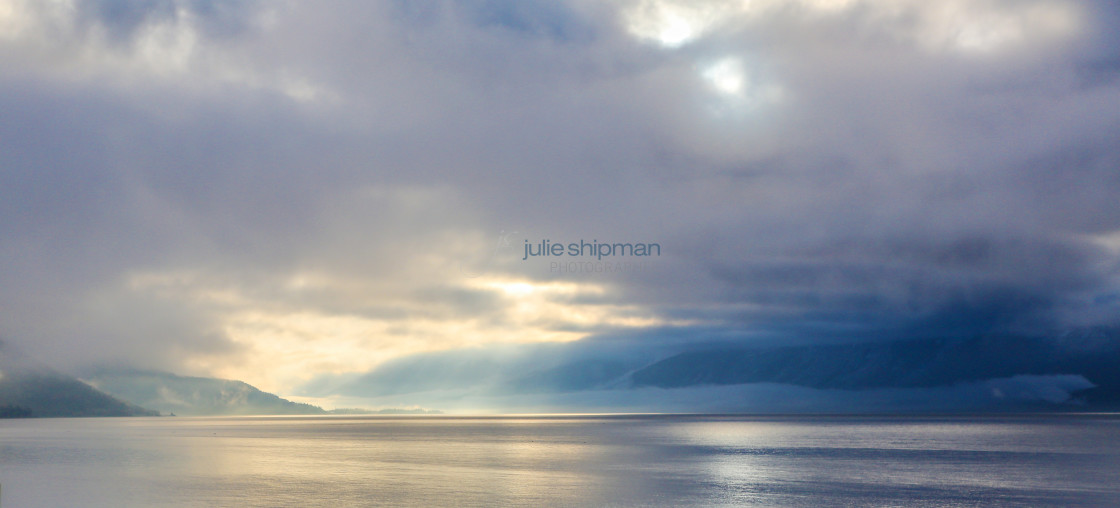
2,0 -> 1119,404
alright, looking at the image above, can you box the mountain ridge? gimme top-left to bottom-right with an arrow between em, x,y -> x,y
81,368 -> 328,416
0,340 -> 159,417
628,330 -> 1120,408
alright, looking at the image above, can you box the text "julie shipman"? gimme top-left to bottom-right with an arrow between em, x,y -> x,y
523,239 -> 661,261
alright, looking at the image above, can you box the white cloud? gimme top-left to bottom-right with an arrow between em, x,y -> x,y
621,0 -> 1083,54
702,57 -> 746,95
0,0 -> 332,103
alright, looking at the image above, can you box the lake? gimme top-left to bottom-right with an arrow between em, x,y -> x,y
2,414 -> 1118,506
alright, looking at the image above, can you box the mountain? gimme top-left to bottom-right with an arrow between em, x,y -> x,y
0,341 -> 158,418
629,329 -> 1120,409
298,327 -> 1119,412
507,359 -> 632,393
82,368 -> 327,416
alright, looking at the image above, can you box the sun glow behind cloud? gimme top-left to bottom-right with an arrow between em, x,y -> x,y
617,0 -> 1084,144
622,0 -> 728,48
120,269 -> 673,393
702,58 -> 746,95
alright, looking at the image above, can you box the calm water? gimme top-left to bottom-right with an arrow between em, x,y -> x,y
1,414 -> 1119,507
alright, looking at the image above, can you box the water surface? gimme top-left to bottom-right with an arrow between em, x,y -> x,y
2,414 -> 1118,506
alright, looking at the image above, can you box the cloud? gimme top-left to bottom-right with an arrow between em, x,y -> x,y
1,0 -> 1119,407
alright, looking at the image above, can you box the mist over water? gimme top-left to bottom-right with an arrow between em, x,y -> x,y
2,414 -> 1119,507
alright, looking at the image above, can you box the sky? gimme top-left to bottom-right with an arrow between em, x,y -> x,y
1,0 -> 1119,410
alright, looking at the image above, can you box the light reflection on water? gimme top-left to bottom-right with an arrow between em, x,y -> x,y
1,414 -> 1119,507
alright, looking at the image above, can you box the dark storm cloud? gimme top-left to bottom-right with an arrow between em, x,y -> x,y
697,231 -> 1112,338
